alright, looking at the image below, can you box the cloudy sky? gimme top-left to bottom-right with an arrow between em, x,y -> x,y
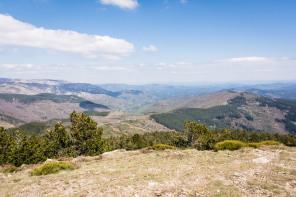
0,0 -> 295,84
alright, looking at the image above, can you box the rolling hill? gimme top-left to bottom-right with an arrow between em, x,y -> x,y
0,78 -> 157,112
0,93 -> 109,126
150,91 -> 296,134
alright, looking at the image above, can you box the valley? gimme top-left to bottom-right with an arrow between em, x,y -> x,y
0,78 -> 296,136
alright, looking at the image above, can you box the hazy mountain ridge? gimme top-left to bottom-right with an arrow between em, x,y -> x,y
1,78 -> 296,136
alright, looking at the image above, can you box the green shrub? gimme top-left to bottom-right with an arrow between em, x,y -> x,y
214,140 -> 247,151
147,144 -> 177,150
247,143 -> 260,148
0,166 -> 21,173
32,161 -> 75,176
259,141 -> 282,146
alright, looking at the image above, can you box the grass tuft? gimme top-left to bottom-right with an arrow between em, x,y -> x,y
0,166 -> 21,173
147,144 -> 177,150
247,142 -> 261,148
214,140 -> 247,151
259,141 -> 282,146
31,161 -> 75,176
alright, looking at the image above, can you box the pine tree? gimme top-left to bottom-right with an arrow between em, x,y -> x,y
0,127 -> 14,165
44,122 -> 72,158
10,128 -> 46,166
184,122 -> 214,150
70,111 -> 105,156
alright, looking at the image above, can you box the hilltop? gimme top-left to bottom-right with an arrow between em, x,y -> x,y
1,146 -> 295,197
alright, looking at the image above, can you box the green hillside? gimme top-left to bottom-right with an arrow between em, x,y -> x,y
151,94 -> 296,134
151,96 -> 249,131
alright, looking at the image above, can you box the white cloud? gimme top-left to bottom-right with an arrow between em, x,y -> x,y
142,45 -> 158,52
92,66 -> 126,71
0,14 -> 134,59
99,0 -> 138,10
216,57 -> 271,63
180,0 -> 187,3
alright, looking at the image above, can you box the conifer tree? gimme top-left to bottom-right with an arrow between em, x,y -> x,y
70,111 -> 104,156
10,128 -> 46,166
44,122 -> 72,158
184,122 -> 214,150
0,126 -> 14,165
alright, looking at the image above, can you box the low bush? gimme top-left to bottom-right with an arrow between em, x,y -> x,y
259,141 -> 282,146
147,144 -> 177,151
214,140 -> 247,151
32,161 -> 75,176
0,166 -> 21,173
247,143 -> 261,148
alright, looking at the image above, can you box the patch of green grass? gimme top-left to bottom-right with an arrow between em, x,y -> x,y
247,142 -> 261,148
147,144 -> 177,150
0,166 -> 21,173
214,140 -> 247,151
31,161 -> 75,176
259,141 -> 282,146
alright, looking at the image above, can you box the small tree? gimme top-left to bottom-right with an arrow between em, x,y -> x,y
70,111 -> 104,156
44,122 -> 72,158
132,134 -> 145,149
184,121 -> 214,150
11,128 -> 46,166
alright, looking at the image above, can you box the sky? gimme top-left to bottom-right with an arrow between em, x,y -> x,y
0,0 -> 295,84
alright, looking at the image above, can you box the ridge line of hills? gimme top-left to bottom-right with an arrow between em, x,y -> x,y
0,78 -> 296,135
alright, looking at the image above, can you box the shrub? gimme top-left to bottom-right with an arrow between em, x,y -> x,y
147,144 -> 177,150
259,141 -> 282,146
214,140 -> 247,151
247,143 -> 260,148
32,161 -> 75,176
0,166 -> 21,173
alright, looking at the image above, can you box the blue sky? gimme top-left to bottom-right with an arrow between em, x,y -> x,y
0,0 -> 295,84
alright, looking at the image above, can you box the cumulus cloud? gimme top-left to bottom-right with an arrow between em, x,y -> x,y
142,45 -> 158,52
99,0 -> 138,10
0,14 -> 134,59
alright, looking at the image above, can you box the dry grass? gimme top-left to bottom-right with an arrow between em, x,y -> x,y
0,146 -> 295,196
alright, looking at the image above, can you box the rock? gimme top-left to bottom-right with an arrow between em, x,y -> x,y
233,172 -> 244,177
44,159 -> 56,163
148,181 -> 158,187
253,157 -> 270,164
102,149 -> 126,156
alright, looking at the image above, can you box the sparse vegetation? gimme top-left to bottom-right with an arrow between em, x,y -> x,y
247,142 -> 260,148
259,140 -> 282,146
31,161 -> 75,176
214,140 -> 247,151
0,166 -> 21,173
147,144 -> 177,150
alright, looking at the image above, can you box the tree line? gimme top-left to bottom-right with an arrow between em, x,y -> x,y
1,112 -> 296,167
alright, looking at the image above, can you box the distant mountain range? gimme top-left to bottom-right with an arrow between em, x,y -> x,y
1,78 -> 296,135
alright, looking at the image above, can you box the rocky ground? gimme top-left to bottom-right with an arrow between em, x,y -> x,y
1,145 -> 296,197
